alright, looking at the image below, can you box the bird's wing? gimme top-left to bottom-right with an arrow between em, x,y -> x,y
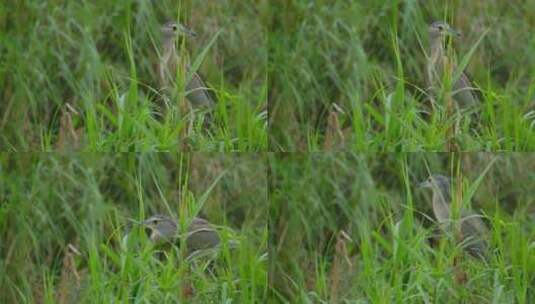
460,210 -> 488,235
453,68 -> 478,107
186,218 -> 220,251
189,217 -> 211,228
459,210 -> 488,257
185,69 -> 216,108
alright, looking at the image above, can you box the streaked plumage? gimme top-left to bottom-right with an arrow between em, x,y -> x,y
185,217 -> 221,251
426,21 -> 477,108
143,214 -> 220,252
418,174 -> 488,258
158,21 -> 215,109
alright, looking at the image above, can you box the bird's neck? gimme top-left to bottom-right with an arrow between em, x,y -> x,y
162,37 -> 177,62
429,37 -> 444,63
426,36 -> 445,89
432,184 -> 451,223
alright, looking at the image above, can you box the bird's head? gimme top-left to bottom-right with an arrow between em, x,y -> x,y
143,214 -> 177,244
418,174 -> 451,201
428,21 -> 461,39
161,21 -> 198,39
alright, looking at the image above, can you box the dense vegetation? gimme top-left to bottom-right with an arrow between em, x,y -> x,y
269,1 -> 535,151
0,153 -> 268,302
270,153 -> 535,302
0,1 -> 267,151
1,1 -> 534,303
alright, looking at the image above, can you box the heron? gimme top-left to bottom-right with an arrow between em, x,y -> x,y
143,214 -> 220,252
158,21 -> 215,109
426,21 -> 478,109
418,174 -> 488,259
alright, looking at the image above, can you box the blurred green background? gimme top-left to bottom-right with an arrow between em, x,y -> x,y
0,1 -> 268,151
0,153 -> 267,302
269,1 -> 535,151
269,153 -> 535,302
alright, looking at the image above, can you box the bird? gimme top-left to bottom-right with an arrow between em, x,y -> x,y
143,214 -> 220,253
426,21 -> 478,109
418,174 -> 488,258
158,21 -> 215,109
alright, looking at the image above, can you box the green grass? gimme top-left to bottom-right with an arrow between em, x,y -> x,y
269,153 -> 535,302
3,1 -> 534,152
2,1 -> 535,303
268,1 -> 535,151
0,153 -> 268,302
0,1 -> 267,151
1,152 -> 534,302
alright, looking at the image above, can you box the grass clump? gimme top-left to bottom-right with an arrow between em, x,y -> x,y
0,1 -> 267,151
0,153 -> 268,302
269,153 -> 535,302
268,1 -> 535,151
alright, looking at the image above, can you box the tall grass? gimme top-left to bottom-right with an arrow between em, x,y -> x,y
0,1 -> 267,151
269,153 -> 535,302
0,153 -> 268,302
268,1 -> 535,151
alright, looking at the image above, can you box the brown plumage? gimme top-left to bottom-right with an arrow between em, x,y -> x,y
158,21 -> 215,109
419,174 -> 488,259
143,214 -> 220,253
426,21 -> 478,108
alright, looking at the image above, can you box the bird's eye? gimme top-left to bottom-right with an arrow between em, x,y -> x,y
172,25 -> 177,31
437,25 -> 443,30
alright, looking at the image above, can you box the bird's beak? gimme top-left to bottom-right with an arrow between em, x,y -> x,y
418,180 -> 431,188
180,25 -> 198,38
129,218 -> 153,237
447,27 -> 462,37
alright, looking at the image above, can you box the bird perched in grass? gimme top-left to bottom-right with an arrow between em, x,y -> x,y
426,21 -> 478,109
418,174 -> 488,259
143,214 -> 220,253
158,21 -> 215,109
